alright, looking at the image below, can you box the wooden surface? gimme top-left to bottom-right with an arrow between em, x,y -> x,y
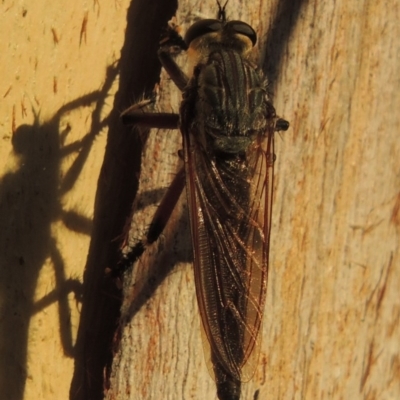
0,1 -> 128,399
1,0 -> 399,399
106,0 -> 400,399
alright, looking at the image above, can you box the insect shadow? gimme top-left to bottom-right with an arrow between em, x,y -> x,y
0,63 -> 118,400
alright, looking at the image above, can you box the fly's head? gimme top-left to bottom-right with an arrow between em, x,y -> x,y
184,18 -> 257,66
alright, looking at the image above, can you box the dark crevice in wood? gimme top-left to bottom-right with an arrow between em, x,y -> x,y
69,1 -> 178,399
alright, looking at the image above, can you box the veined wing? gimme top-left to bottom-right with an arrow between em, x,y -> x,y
184,124 -> 275,382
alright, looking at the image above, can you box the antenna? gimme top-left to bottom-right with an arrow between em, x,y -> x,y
216,0 -> 229,21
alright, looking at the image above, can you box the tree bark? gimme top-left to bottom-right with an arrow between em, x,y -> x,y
106,0 -> 400,399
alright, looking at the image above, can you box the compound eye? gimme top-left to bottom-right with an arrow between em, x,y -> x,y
226,21 -> 257,46
184,19 -> 223,46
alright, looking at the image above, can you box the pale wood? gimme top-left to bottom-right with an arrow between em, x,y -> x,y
0,1 -> 129,399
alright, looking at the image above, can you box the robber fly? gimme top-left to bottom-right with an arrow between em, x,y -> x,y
119,1 -> 289,399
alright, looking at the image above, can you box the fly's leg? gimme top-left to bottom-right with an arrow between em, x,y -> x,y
120,97 -> 180,128
121,23 -> 190,127
157,21 -> 189,91
115,112 -> 184,275
115,166 -> 185,277
116,21 -> 192,277
116,89 -> 184,277
121,110 -> 179,129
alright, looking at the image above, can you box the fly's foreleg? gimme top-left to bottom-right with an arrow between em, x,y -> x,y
158,48 -> 189,91
121,22 -> 188,129
157,22 -> 189,91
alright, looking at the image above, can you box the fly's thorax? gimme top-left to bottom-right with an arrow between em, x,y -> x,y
186,31 -> 254,74
184,17 -> 256,71
189,49 -> 270,157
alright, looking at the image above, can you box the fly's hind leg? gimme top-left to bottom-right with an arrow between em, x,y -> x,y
115,20 -> 189,277
115,166 -> 185,277
115,98 -> 184,277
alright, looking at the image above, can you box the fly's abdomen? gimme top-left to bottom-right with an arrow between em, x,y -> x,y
182,48 -> 273,383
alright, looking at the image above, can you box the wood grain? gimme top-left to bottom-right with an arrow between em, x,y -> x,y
1,0 -> 398,399
106,1 -> 400,399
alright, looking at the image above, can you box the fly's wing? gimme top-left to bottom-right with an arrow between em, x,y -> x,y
184,125 -> 274,382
